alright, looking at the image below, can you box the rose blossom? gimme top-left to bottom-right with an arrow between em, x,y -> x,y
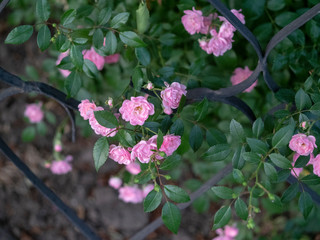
146,82 -> 154,90
230,66 -> 257,92
200,14 -> 214,34
56,51 -> 71,77
131,140 -> 156,163
54,144 -> 62,152
24,103 -> 44,123
213,225 -> 238,240
50,155 -> 73,175
83,47 -> 105,70
107,97 -> 113,108
125,162 -> 141,175
181,7 -> 205,35
142,184 -> 154,198
291,153 -> 303,177
108,177 -> 122,189
119,96 -> 155,126
218,9 -> 245,32
104,53 -> 120,64
312,154 -> 320,177
289,133 -> 317,156
161,82 -> 187,115
88,108 -> 118,137
118,185 -> 144,203
109,144 -> 132,165
159,134 -> 181,156
78,99 -> 99,120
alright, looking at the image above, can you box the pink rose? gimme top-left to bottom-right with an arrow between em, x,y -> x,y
159,134 -> 181,156
207,29 -> 232,57
142,184 -> 154,198
213,225 -> 238,240
24,103 -> 44,123
125,162 -> 141,175
230,66 -> 257,92
118,185 -> 144,203
108,177 -> 122,189
104,53 -> 120,64
56,51 -> 71,77
161,82 -> 187,115
200,14 -> 214,34
83,47 -> 105,70
119,96 -> 155,126
289,133 -> 317,156
131,140 -> 156,163
146,82 -> 154,90
181,7 -> 205,35
54,144 -> 62,152
88,108 -> 118,137
78,99 -> 99,120
291,153 -> 303,177
109,144 -> 132,165
312,154 -> 320,177
50,155 -> 73,175
218,21 -> 235,39
218,9 -> 245,29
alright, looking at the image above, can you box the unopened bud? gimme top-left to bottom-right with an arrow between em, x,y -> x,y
106,97 -> 113,108
164,175 -> 171,180
154,184 -> 160,192
242,182 -> 247,187
52,23 -> 57,28
146,82 -> 153,90
253,207 -> 260,213
247,218 -> 255,229
268,193 -> 275,202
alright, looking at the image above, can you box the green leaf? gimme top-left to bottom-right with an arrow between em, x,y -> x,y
235,198 -> 248,220
295,88 -> 311,110
306,20 -> 320,42
275,12 -> 298,27
269,153 -> 292,169
61,9 -> 77,26
310,102 -> 320,116
36,0 -> 50,21
159,33 -> 176,46
252,118 -> 264,138
5,25 -> 33,45
299,191 -> 313,219
37,25 -> 51,51
232,169 -> 245,184
294,155 -> 310,168
243,0 -> 266,20
94,110 -> 118,128
83,59 -> 98,78
119,31 -> 146,47
272,124 -> 295,148
212,206 -> 231,230
65,71 -> 82,97
157,129 -> 164,150
230,119 -> 245,142
264,162 -> 278,182
206,128 -> 227,145
143,190 -> 162,212
267,0 -> 285,11
132,67 -> 144,92
192,196 -> 210,214
104,31 -> 117,55
22,126 -> 36,142
232,146 -> 245,169
194,98 -> 208,122
277,169 -> 291,182
134,170 -> 152,184
73,38 -> 88,44
243,152 -> 261,164
110,12 -> 130,29
135,47 -> 151,66
117,130 -> 135,148
281,182 -> 299,203
189,125 -> 203,152
164,185 -> 190,203
45,111 -> 56,124
55,35 -> 70,52
98,8 -> 112,25
93,29 -> 104,49
70,45 -> 84,69
160,154 -> 182,170
301,174 -> 320,185
211,186 -> 234,199
162,202 -> 181,234
93,137 -> 109,171
202,144 -> 231,161
36,121 -> 47,136
136,1 -> 150,34
170,118 -> 184,136
247,138 -> 268,154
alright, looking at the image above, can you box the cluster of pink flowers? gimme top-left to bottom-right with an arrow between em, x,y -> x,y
78,99 -> 117,137
56,48 -> 120,77
181,7 -> 245,57
161,82 -> 187,115
108,176 -> 153,204
289,133 -> 320,177
212,225 -> 238,240
119,96 -> 155,126
230,66 -> 257,92
109,134 -> 181,165
24,102 -> 44,123
46,155 -> 73,175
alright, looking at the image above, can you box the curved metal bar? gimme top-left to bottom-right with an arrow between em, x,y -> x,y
0,87 -> 23,101
0,137 -> 101,240
0,0 -> 10,14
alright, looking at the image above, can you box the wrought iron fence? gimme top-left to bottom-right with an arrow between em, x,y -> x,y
0,0 -> 320,239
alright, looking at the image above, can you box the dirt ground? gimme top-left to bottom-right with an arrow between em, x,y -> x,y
0,13 -> 214,240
